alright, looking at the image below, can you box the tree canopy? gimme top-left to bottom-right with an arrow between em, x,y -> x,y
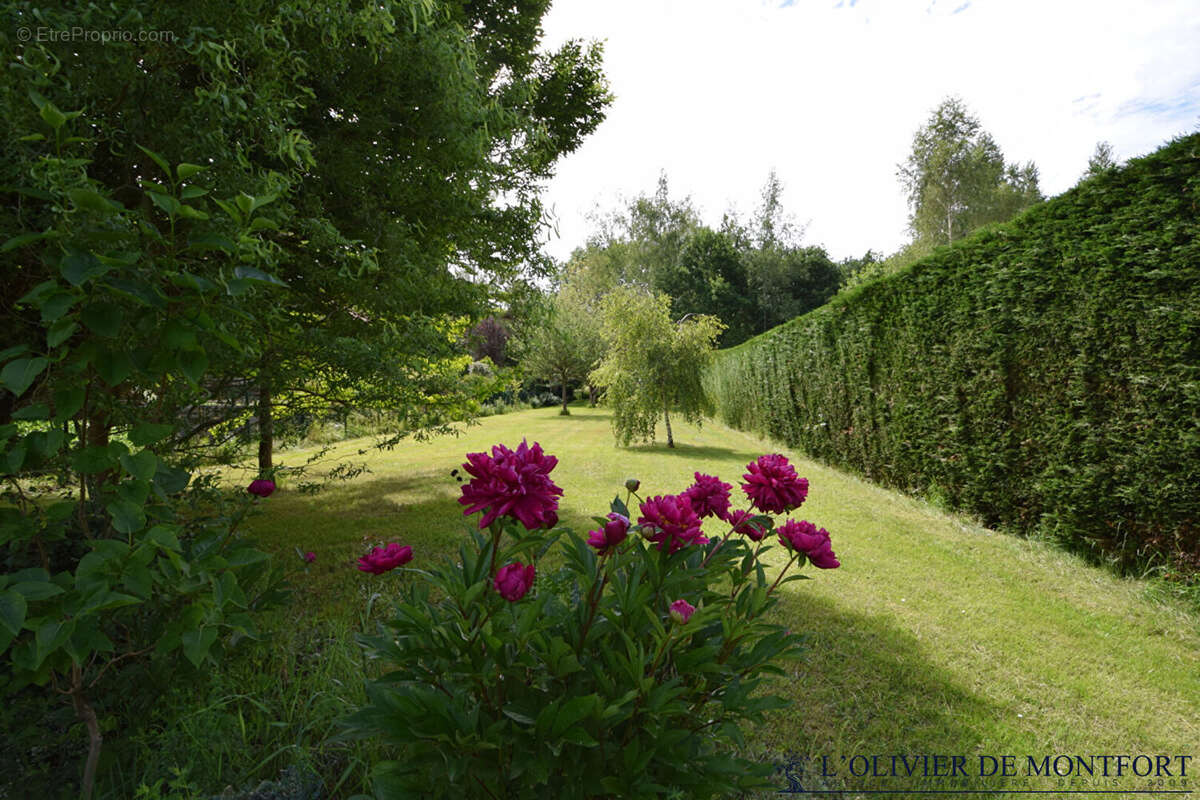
559,173 -> 838,347
590,288 -> 724,447
898,96 -> 1043,246
2,0 -> 611,469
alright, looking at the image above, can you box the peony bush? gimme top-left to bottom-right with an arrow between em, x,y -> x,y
344,443 -> 839,799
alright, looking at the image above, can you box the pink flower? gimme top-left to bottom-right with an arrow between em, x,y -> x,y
669,599 -> 695,624
303,551 -> 316,563
683,472 -> 732,520
741,455 -> 808,515
357,542 -> 413,575
724,508 -> 768,542
776,519 -> 840,569
638,494 -> 708,553
587,512 -> 630,552
458,440 -> 563,530
247,479 -> 276,498
494,561 -> 535,602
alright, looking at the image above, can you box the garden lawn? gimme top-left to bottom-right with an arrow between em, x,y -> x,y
234,405 -> 1199,797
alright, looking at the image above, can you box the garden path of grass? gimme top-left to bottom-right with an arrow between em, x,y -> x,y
244,405 -> 1199,797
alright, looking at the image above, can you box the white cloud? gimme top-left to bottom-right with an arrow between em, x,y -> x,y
537,0 -> 1200,262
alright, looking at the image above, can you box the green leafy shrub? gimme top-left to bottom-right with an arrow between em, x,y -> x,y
704,133 -> 1200,575
0,98 -> 284,798
343,443 -> 841,798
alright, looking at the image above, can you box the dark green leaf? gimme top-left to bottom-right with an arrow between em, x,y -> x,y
81,304 -> 123,337
108,499 -> 147,535
150,192 -> 182,217
0,357 -> 49,397
0,590 -> 27,636
119,450 -> 158,481
46,318 -> 78,348
39,102 -> 67,131
181,626 -> 218,668
68,189 -> 122,215
153,463 -> 190,494
11,404 -> 50,421
0,344 -> 30,363
1,229 -> 53,252
145,525 -> 182,552
11,581 -> 66,602
178,348 -> 208,385
60,250 -> 109,286
94,348 -> 134,386
71,446 -> 115,474
176,163 -> 206,180
130,422 -> 174,447
136,144 -> 171,179
53,386 -> 85,421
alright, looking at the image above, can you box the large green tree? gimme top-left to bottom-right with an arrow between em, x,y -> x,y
591,288 -> 724,448
3,0 -> 611,471
513,294 -> 603,415
898,96 -> 1043,246
0,2 -> 608,792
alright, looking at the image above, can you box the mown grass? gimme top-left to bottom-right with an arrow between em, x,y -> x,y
124,404 -> 1199,798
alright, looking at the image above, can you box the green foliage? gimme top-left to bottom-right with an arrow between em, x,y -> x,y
343,480 -> 809,799
898,96 -> 1043,247
2,0 -> 611,471
0,95 -> 285,797
564,172 -> 840,348
705,133 -> 1200,574
513,295 -> 604,415
1085,140 -> 1120,177
591,289 -> 724,447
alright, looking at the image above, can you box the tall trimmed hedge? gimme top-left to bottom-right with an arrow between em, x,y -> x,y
704,134 -> 1200,572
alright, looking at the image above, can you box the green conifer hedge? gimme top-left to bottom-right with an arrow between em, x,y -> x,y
704,134 -> 1200,573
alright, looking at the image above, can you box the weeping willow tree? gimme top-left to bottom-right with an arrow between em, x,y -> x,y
591,287 -> 724,447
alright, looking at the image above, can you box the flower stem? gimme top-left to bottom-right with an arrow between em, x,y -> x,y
767,552 -> 800,596
701,528 -> 734,567
487,521 -> 502,578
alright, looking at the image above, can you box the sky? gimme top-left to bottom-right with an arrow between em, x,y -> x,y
536,0 -> 1200,263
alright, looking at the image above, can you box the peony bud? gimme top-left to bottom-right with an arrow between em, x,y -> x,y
494,562 -> 536,602
669,598 -> 695,624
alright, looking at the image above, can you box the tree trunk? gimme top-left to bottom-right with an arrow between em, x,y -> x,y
85,388 -> 113,491
588,384 -> 597,407
663,404 -> 674,448
257,382 -> 273,473
560,378 -> 570,416
71,667 -> 102,800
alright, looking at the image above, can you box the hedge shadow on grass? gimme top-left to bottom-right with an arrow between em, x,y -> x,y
757,590 -> 1013,796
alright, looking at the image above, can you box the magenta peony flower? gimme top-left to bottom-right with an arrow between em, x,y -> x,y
494,561 -> 536,601
587,512 -> 630,552
303,551 -> 316,563
357,542 -> 413,575
683,472 -> 732,519
638,494 -> 708,553
669,599 -> 696,624
776,519 -> 840,569
458,440 -> 563,530
741,454 -> 808,514
247,479 -> 276,498
724,508 -> 768,542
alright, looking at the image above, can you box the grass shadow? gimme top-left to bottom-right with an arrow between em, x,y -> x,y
755,590 -> 1016,797
622,442 -> 743,459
